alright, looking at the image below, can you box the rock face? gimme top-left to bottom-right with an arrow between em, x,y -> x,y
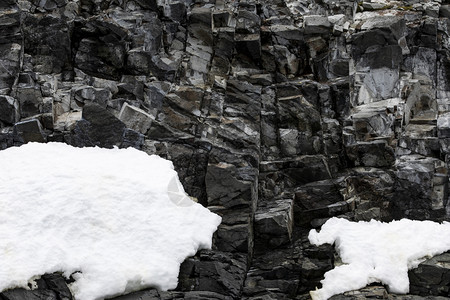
1,0 -> 450,299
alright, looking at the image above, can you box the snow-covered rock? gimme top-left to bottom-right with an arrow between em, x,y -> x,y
0,142 -> 221,300
308,217 -> 450,300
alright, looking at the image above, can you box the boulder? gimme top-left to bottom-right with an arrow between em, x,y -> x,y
178,251 -> 247,299
350,98 -> 400,140
72,86 -> 111,107
0,95 -> 18,124
184,291 -> 234,300
0,43 -> 21,92
235,34 -> 261,62
0,0 -> 15,8
393,155 -> 448,220
259,155 -> 338,202
120,128 -> 145,149
16,87 -> 45,118
212,206 -> 253,254
254,199 -> 294,251
440,5 -> 450,18
32,0 -> 68,11
0,132 -> 23,150
39,273 -> 73,300
437,113 -> 450,138
276,94 -> 323,156
149,55 -> 180,81
270,25 -> 304,41
1,289 -> 58,300
295,178 -> 345,210
345,140 -> 395,168
235,10 -> 260,34
359,16 -> 405,41
214,221 -> 251,253
118,103 -> 153,135
13,119 -> 47,143
54,111 -> 82,132
108,289 -> 160,300
22,14 -> 71,73
189,7 -> 212,26
126,50 -> 151,75
132,0 -> 158,10
75,38 -> 126,80
68,102 -> 126,148
398,124 -> 439,157
244,237 -> 304,297
0,10 -> 21,91
303,15 -> 332,35
206,162 -> 254,209
409,252 -> 450,296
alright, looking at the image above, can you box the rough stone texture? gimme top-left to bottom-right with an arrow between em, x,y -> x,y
1,289 -> 58,300
13,119 -> 47,143
67,102 -> 127,148
346,140 -> 395,167
0,95 -> 19,124
1,0 -> 450,299
118,103 -> 153,135
394,155 -> 448,220
254,199 -> 294,251
409,252 -> 450,297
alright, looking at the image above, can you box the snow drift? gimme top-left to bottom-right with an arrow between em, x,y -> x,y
0,142 -> 222,300
309,217 -> 450,300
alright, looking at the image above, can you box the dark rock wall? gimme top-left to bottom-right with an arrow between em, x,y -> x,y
1,0 -> 450,299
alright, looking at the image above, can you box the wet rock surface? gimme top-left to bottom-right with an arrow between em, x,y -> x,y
1,0 -> 450,299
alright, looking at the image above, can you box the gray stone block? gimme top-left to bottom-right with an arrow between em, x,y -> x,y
118,103 -> 153,135
13,119 -> 46,143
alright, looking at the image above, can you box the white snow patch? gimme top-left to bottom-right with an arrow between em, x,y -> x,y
0,142 -> 222,300
308,217 -> 450,300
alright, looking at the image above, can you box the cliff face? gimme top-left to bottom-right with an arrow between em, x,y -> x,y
1,0 -> 450,299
